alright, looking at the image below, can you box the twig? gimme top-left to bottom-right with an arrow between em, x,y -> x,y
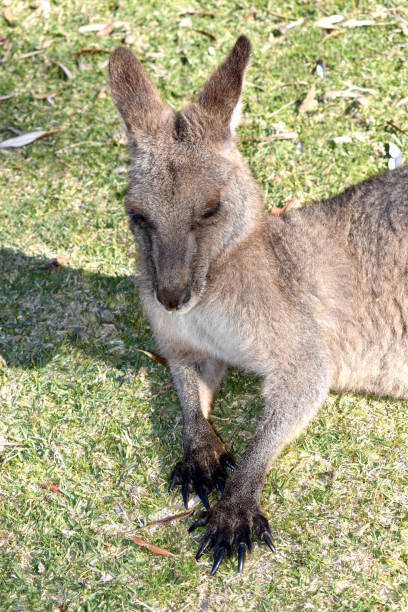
386,120 -> 408,135
192,28 -> 216,41
136,509 -> 194,530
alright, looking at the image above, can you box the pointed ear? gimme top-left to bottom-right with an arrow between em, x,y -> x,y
109,47 -> 166,136
198,35 -> 251,136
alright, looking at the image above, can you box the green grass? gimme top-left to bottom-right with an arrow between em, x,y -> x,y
1,0 -> 408,609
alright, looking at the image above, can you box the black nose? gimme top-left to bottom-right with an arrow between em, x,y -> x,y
156,286 -> 191,311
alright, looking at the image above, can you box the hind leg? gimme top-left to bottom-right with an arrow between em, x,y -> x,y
372,355 -> 408,400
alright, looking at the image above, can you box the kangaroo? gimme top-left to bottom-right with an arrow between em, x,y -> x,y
109,35 -> 408,575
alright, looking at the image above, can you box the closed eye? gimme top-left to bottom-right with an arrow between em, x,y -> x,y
201,201 -> 221,219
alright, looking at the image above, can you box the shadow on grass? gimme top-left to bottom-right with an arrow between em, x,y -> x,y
0,247 -> 151,369
0,247 -> 262,471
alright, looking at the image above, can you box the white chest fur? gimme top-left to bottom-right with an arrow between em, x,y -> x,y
143,294 -> 254,368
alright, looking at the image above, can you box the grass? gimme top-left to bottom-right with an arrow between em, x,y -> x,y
1,0 -> 408,609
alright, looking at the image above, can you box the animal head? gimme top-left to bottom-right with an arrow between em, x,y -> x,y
109,35 -> 262,313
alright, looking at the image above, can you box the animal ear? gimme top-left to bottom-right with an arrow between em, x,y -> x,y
109,47 -> 167,136
198,35 -> 251,136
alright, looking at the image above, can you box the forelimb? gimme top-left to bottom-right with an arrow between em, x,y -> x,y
191,347 -> 331,574
168,358 -> 233,509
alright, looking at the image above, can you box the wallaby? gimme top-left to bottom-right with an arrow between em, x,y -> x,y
109,35 -> 408,575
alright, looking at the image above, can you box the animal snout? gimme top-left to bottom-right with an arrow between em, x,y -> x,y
156,285 -> 192,311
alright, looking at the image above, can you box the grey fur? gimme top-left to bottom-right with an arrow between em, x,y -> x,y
109,36 -> 408,571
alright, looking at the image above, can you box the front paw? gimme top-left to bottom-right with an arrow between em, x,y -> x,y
189,498 -> 275,575
168,435 -> 235,510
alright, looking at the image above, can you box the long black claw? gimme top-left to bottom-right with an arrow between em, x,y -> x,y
196,534 -> 211,560
262,532 -> 276,553
182,482 -> 189,509
198,485 -> 210,510
210,546 -> 226,576
237,542 -> 246,573
217,479 -> 225,494
188,513 -> 208,533
168,476 -> 178,493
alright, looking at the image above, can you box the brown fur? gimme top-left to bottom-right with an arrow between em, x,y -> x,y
109,36 -> 408,573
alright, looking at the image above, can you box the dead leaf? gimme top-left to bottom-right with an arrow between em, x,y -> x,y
39,255 -> 69,269
344,19 -> 376,28
73,48 -> 110,57
78,23 -> 109,34
260,131 -> 298,143
286,18 -> 304,30
96,86 -> 107,99
97,22 -> 114,36
316,15 -> 344,29
129,535 -> 175,557
270,196 -> 297,216
0,37 -> 9,46
56,62 -> 73,80
0,129 -> 60,148
323,30 -> 345,42
299,83 -> 317,113
3,8 -> 16,26
323,85 -> 375,101
140,509 -> 194,530
0,92 -> 15,101
331,135 -> 352,143
41,483 -> 64,495
192,28 -> 216,41
324,89 -> 352,100
136,349 -> 168,368
20,49 -> 45,59
33,90 -> 57,100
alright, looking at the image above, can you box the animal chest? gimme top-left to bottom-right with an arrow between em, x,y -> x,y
147,298 -> 254,368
